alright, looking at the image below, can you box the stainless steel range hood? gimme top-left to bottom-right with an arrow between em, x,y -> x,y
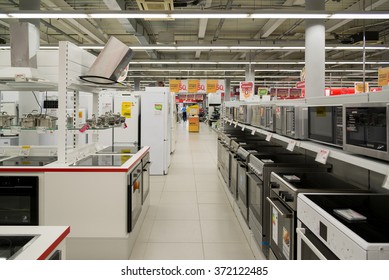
0,22 -> 56,90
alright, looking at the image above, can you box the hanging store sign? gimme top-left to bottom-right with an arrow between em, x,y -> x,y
178,80 -> 188,93
188,80 -> 199,93
206,80 -> 218,93
197,79 -> 206,94
378,67 -> 389,86
239,81 -> 254,101
258,88 -> 268,96
354,82 -> 369,94
169,80 -> 180,93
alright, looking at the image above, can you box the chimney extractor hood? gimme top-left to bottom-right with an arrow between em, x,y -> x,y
79,37 -> 133,85
0,22 -> 56,90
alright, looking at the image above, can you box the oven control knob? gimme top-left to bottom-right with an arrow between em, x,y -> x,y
279,191 -> 286,199
284,194 -> 294,202
270,182 -> 280,189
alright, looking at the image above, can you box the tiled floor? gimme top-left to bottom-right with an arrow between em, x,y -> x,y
130,122 -> 255,260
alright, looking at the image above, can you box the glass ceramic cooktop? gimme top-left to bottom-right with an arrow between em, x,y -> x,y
0,235 -> 37,260
70,155 -> 132,167
0,156 -> 57,166
305,194 -> 389,243
96,145 -> 141,154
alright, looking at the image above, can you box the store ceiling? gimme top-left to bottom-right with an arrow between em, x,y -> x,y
0,0 -> 389,88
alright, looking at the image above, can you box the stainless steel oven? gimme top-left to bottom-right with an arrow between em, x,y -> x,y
344,102 -> 389,161
237,105 -> 252,124
261,105 -> 275,132
276,105 -> 308,139
308,105 -> 343,147
127,162 -> 142,232
0,176 -> 39,226
250,105 -> 261,128
142,153 -> 150,204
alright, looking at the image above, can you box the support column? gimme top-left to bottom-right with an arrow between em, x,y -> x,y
245,52 -> 256,82
305,0 -> 325,98
224,78 -> 231,101
134,78 -> 141,91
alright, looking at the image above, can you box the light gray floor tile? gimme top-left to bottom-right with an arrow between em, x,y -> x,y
149,220 -> 202,243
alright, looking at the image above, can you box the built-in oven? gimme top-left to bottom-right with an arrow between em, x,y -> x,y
277,105 -> 308,139
237,105 -> 253,124
142,153 -> 150,204
250,105 -> 261,128
127,162 -> 142,233
308,105 -> 343,147
0,176 -> 39,226
262,105 -> 275,132
343,102 -> 389,161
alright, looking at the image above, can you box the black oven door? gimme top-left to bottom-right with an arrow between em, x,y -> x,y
0,176 -> 39,226
237,160 -> 248,222
127,164 -> 142,233
248,172 -> 265,248
267,196 -> 294,260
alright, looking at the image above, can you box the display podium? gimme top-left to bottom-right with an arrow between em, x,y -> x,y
188,116 -> 199,132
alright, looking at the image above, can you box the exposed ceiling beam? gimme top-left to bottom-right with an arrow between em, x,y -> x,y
196,0 -> 212,59
212,0 -> 233,42
326,0 -> 387,33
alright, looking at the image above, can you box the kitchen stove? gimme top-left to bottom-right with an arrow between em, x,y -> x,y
0,156 -> 57,166
70,154 -> 132,167
269,171 -> 367,260
96,145 -> 141,154
297,194 -> 389,260
247,153 -> 331,258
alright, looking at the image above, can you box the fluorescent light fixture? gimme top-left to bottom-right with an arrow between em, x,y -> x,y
8,13 -> 88,18
177,46 -> 229,50
250,13 -> 330,19
89,13 -> 168,19
171,13 -> 250,19
131,46 -> 176,50
331,12 -> 389,19
0,13 -> 9,18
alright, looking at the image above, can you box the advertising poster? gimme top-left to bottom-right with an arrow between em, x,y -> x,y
239,81 -> 254,101
216,80 -> 225,94
169,80 -> 180,93
197,79 -> 206,94
378,67 -> 389,86
206,80 -> 218,93
121,102 -> 132,118
272,207 -> 279,245
188,80 -> 199,93
354,82 -> 369,94
178,80 -> 188,93
258,88 -> 268,96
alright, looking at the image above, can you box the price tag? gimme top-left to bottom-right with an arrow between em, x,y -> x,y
234,122 -> 238,128
251,129 -> 256,135
315,149 -> 330,164
266,133 -> 272,142
11,127 -> 21,134
79,124 -> 89,133
36,127 -> 47,134
19,146 -> 31,156
229,120 -> 233,125
382,169 -> 389,190
241,125 -> 245,131
286,140 -> 297,152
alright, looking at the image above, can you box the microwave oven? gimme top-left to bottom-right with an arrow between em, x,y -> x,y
308,106 -> 343,147
343,103 -> 389,161
275,105 -> 308,139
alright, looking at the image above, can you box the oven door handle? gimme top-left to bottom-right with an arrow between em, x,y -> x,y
296,228 -> 328,260
143,162 -> 151,171
266,197 -> 292,218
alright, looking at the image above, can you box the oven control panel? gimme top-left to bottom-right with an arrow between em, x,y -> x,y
270,172 -> 297,210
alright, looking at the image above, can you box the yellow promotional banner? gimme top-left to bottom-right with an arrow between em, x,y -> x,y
121,102 -> 132,118
207,80 -> 218,93
378,67 -> 389,86
354,82 -> 369,93
169,80 -> 180,93
188,80 -> 199,93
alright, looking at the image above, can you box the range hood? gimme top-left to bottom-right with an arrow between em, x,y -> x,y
0,22 -> 56,90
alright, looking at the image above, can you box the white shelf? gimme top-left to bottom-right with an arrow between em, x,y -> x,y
224,118 -> 389,175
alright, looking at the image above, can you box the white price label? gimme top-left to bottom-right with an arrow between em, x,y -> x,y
11,127 -> 21,134
266,133 -> 272,142
251,129 -> 256,135
229,120 -> 233,125
241,125 -> 245,131
315,149 -> 330,164
36,127 -> 47,134
19,146 -> 31,156
234,122 -> 238,128
286,140 -> 297,152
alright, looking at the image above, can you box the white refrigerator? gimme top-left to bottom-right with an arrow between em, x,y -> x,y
170,93 -> 177,154
141,87 -> 171,175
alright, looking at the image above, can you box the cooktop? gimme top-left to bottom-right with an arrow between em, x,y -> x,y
96,145 -> 141,154
70,154 -> 132,167
305,194 -> 389,243
0,156 -> 57,166
0,235 -> 37,260
274,172 -> 364,191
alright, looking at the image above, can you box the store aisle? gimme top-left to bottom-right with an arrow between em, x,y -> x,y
130,122 -> 255,260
